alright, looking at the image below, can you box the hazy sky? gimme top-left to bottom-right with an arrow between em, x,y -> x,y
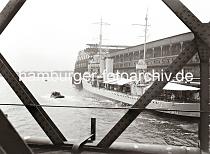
0,0 -> 209,71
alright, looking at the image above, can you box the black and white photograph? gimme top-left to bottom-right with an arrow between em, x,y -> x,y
0,0 -> 209,153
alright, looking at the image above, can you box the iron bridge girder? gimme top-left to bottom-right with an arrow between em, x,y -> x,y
97,0 -> 210,152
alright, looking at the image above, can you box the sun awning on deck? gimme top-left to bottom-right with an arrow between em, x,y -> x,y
103,79 -> 118,84
108,78 -> 132,86
163,82 -> 200,91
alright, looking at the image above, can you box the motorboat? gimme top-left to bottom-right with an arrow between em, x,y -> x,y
50,91 -> 65,99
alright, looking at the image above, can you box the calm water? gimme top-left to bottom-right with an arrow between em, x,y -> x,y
0,77 -> 200,147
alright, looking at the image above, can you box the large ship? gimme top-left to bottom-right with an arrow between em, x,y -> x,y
73,37 -> 202,118
81,76 -> 200,117
73,16 -> 203,118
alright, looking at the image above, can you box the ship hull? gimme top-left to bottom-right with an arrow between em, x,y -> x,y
82,80 -> 200,118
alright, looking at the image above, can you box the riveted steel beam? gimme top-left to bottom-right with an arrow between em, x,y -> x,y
196,40 -> 209,152
0,0 -> 67,144
98,0 -> 210,150
0,109 -> 33,154
162,0 -> 210,152
0,0 -> 26,34
97,40 -> 197,148
0,53 -> 66,144
162,0 -> 210,49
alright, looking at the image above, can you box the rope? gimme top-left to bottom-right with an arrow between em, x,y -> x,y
0,103 -> 209,113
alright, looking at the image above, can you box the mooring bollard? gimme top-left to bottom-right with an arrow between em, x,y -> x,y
91,118 -> 96,141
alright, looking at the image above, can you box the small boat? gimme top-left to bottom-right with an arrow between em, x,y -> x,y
50,91 -> 65,99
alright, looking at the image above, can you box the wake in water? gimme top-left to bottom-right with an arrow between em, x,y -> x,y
0,79 -> 202,147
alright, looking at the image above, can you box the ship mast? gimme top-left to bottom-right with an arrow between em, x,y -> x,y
143,10 -> 149,60
94,17 -> 110,74
133,9 -> 150,60
99,17 -> 103,71
133,10 -> 150,83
